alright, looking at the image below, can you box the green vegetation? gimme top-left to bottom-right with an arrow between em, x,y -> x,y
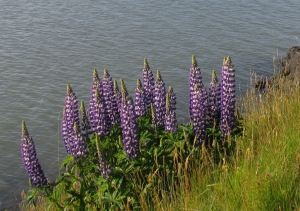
19,60 -> 300,210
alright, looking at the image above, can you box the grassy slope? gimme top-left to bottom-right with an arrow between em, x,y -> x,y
160,84 -> 300,211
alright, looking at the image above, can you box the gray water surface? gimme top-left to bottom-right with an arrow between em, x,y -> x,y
0,0 -> 299,208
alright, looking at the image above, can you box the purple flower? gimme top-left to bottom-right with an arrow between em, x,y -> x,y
190,83 -> 208,145
165,93 -> 178,133
62,107 -> 72,154
95,134 -> 112,180
167,86 -> 176,111
207,70 -> 221,126
142,58 -> 154,110
120,80 -> 140,159
153,70 -> 166,126
189,55 -> 203,117
72,122 -> 89,158
220,56 -> 236,137
120,79 -> 129,101
61,85 -> 88,157
103,68 -> 119,125
134,78 -> 146,117
91,88 -> 110,137
113,79 -> 122,113
89,69 -> 103,133
80,100 -> 92,137
21,121 -> 47,188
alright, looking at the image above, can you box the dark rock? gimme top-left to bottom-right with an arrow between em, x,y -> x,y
256,46 -> 300,90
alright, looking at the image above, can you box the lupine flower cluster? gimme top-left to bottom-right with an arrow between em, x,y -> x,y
167,86 -> 176,111
142,58 -> 154,110
153,70 -> 166,126
80,100 -> 92,137
165,93 -> 178,133
189,55 -> 203,118
188,55 -> 235,142
21,121 -> 47,187
91,88 -> 110,137
21,56 -> 235,186
120,79 -> 140,159
220,56 -> 236,137
61,85 -> 88,158
134,78 -> 146,117
89,69 -> 103,133
72,122 -> 89,158
113,79 -> 122,112
207,70 -> 221,126
95,134 -> 112,179
190,82 -> 208,144
103,68 -> 120,125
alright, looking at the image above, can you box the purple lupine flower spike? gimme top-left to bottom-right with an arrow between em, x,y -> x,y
102,68 -> 115,126
120,79 -> 129,102
189,55 -> 203,118
165,93 -> 178,133
167,86 -> 176,111
120,81 -> 140,159
109,79 -> 121,125
153,70 -> 166,126
207,70 -> 221,126
92,88 -> 110,137
80,100 -> 92,137
95,134 -> 112,179
113,79 -> 122,112
21,121 -> 47,188
61,85 -> 81,156
142,58 -> 154,110
72,122 -> 89,158
220,56 -> 236,137
62,107 -> 72,154
89,69 -> 102,133
190,83 -> 207,145
134,78 -> 146,117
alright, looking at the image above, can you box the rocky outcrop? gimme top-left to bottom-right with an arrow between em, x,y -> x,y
256,46 -> 300,90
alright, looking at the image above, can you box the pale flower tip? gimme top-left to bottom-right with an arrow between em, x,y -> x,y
156,70 -> 161,79
120,79 -> 127,92
104,68 -> 108,75
144,58 -> 148,66
192,55 -> 196,62
212,70 -> 217,78
114,79 -> 118,89
93,68 -> 98,75
80,100 -> 85,111
22,121 -> 27,133
67,84 -> 73,93
227,56 -> 231,64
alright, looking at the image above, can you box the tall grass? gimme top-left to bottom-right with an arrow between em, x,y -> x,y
156,80 -> 300,211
